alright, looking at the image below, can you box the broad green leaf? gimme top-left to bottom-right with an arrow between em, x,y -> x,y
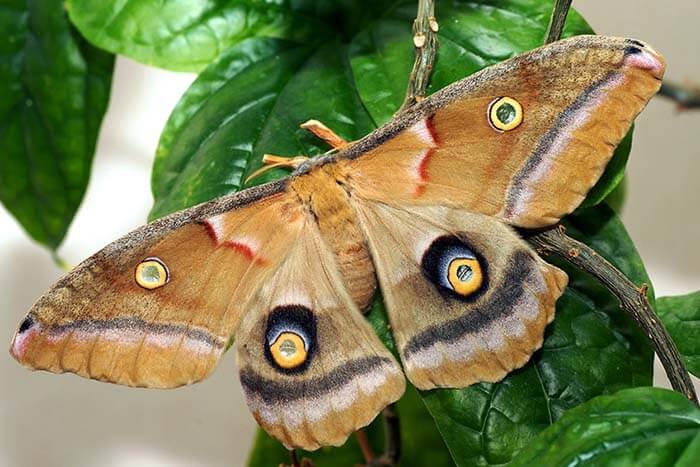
64,0 -> 400,73
246,383 -> 454,467
511,387 -> 700,467
65,0 -> 327,72
0,0 -> 114,249
657,292 -> 700,378
420,204 -> 654,466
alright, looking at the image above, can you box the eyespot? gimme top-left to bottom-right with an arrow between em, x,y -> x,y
269,331 -> 307,369
264,305 -> 317,373
447,257 -> 483,296
135,257 -> 169,290
488,96 -> 523,131
421,236 -> 487,299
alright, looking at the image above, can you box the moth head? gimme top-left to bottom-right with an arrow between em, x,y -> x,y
264,305 -> 317,373
421,235 -> 487,299
135,257 -> 169,289
488,96 -> 523,131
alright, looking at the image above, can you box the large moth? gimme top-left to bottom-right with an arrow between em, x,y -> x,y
9,36 -> 664,450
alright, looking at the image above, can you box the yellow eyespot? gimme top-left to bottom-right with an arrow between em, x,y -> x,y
447,257 -> 483,296
488,97 -> 523,131
269,332 -> 307,369
135,257 -> 169,290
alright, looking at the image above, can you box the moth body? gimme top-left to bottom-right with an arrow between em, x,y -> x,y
289,164 -> 377,312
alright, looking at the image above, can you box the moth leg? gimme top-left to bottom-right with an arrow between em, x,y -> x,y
244,154 -> 309,184
300,119 -> 349,149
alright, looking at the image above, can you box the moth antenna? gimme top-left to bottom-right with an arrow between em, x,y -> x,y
244,155 -> 309,184
300,119 -> 349,149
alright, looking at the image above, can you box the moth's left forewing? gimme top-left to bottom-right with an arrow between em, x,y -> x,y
235,219 -> 405,450
10,184 -> 305,388
344,36 -> 665,228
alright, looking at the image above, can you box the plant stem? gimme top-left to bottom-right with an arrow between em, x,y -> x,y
356,429 -> 376,463
399,0 -> 438,111
544,0 -> 573,44
364,403 -> 401,466
529,226 -> 699,405
659,81 -> 700,110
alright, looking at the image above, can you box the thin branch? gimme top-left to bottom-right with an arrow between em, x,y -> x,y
399,0 -> 438,112
356,429 -> 376,464
366,403 -> 401,467
659,81 -> 700,110
544,0 -> 573,44
529,226 -> 699,405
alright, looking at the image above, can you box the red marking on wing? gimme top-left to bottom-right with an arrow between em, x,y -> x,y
426,115 -> 440,145
223,241 -> 269,266
203,220 -> 220,243
414,116 -> 440,197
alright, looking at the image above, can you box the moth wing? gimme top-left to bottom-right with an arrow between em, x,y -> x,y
351,199 -> 567,389
343,35 -> 664,227
235,216 -> 405,451
10,181 -> 306,388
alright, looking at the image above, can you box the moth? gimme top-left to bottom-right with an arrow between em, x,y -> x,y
10,36 -> 664,451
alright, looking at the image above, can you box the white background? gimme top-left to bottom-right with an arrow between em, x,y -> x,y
1,2 -> 699,466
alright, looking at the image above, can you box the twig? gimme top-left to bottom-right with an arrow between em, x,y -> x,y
544,0 -> 573,44
366,404 -> 401,467
399,0 -> 438,111
659,81 -> 700,110
355,429 -> 376,463
289,449 -> 300,467
529,226 -> 699,405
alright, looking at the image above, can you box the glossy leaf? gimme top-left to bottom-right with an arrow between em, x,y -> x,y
420,204 -> 654,466
0,0 -> 114,249
65,0 -> 326,72
246,383 -> 454,467
657,292 -> 700,378
511,387 -> 700,467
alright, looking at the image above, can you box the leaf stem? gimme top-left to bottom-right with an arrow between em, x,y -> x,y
659,81 -> 700,110
399,0 -> 438,111
544,0 -> 573,44
366,403 -> 401,467
529,226 -> 699,405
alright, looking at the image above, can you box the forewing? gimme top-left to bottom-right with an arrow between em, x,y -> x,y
343,36 -> 664,227
10,181 -> 306,388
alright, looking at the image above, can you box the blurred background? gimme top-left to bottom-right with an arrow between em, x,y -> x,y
1,1 -> 698,466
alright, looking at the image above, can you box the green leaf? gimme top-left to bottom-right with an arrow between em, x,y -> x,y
0,0 -> 114,249
246,383 -> 454,467
64,0 -> 398,72
511,387 -> 700,467
65,0 -> 325,72
657,292 -> 700,378
420,204 -> 654,466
